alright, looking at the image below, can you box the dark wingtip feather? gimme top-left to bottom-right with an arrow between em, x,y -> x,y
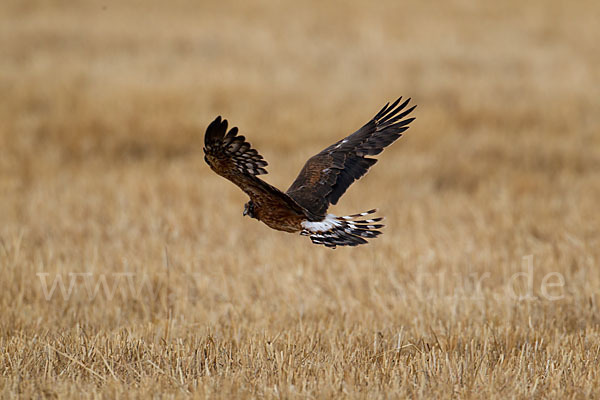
205,116 -> 228,146
374,97 -> 403,121
377,98 -> 412,125
374,101 -> 392,120
204,116 -> 269,176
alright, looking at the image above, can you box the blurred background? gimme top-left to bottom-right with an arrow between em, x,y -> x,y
2,0 -> 598,242
1,0 -> 599,397
2,0 -> 598,181
2,0 -> 600,337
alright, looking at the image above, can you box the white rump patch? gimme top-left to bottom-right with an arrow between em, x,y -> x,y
300,209 -> 384,248
301,214 -> 340,233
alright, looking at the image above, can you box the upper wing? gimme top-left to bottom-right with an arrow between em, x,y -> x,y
203,116 -> 272,199
286,97 -> 416,216
204,116 -> 310,217
204,116 -> 268,177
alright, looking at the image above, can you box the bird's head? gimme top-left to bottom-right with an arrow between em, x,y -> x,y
243,201 -> 257,219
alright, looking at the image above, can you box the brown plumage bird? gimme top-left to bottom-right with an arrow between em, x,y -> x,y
203,97 -> 416,248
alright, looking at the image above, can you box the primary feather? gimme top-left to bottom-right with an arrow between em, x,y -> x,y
204,116 -> 269,176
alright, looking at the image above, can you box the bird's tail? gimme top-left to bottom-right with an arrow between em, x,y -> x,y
301,209 -> 384,249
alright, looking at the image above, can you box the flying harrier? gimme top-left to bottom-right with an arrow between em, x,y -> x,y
204,97 -> 416,248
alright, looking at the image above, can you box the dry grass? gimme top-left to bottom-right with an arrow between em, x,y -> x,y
1,0 -> 600,398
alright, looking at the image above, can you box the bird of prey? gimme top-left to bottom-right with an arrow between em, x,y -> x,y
203,97 -> 416,248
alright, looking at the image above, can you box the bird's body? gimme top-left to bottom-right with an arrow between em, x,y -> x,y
203,97 -> 416,248
203,153 -> 308,232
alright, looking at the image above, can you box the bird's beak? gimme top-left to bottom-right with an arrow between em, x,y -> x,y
243,209 -> 248,216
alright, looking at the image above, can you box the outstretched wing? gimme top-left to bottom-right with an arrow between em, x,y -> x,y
203,116 -> 310,218
286,97 -> 416,216
204,116 -> 268,177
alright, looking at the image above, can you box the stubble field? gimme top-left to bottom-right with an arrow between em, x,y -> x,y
1,0 -> 600,398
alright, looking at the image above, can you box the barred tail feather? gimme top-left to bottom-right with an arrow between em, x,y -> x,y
301,209 -> 384,249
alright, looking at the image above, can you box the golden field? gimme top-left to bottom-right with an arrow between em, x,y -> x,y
1,0 -> 599,398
